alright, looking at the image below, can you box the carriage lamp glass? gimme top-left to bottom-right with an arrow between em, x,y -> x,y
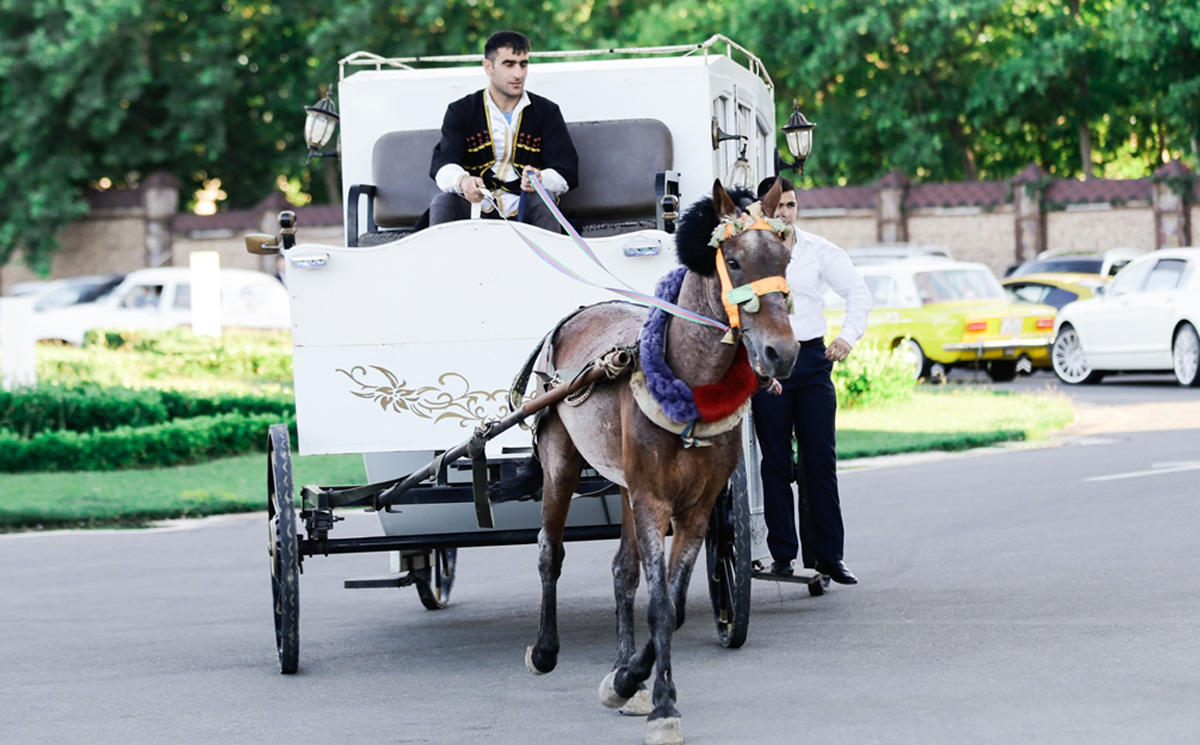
726,144 -> 754,189
782,104 -> 815,160
304,95 -> 339,155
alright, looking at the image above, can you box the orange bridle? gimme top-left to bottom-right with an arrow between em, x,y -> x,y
709,207 -> 793,336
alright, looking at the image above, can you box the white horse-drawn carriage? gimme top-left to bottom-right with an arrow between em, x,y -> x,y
250,36 -> 828,684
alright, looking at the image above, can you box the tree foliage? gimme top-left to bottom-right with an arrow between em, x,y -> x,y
1,0 -> 1197,272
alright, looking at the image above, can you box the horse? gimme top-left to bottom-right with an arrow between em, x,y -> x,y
519,179 -> 797,745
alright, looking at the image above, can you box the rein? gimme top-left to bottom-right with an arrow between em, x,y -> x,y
491,174 -> 792,334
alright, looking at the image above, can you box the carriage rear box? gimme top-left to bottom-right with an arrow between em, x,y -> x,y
253,36 -> 828,678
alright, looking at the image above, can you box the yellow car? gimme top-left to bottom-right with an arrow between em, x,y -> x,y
1001,272 -> 1107,310
826,259 -> 1057,382
1000,273 -> 1107,370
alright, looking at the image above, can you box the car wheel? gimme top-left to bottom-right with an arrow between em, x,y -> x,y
1173,323 -> 1200,387
1052,325 -> 1104,385
985,360 -> 1018,382
896,338 -> 929,381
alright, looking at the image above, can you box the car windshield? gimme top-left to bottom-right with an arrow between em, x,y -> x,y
33,279 -> 115,312
913,269 -> 1005,304
1011,258 -> 1103,276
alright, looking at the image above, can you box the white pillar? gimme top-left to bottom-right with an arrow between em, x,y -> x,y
0,297 -> 37,390
189,251 -> 222,337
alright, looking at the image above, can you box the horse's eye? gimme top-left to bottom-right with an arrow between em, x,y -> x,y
725,257 -> 741,271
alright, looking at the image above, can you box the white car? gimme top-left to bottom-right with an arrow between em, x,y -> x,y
33,267 -> 290,345
1051,247 -> 1200,386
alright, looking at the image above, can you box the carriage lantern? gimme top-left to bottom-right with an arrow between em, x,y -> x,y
304,94 -> 340,158
779,103 -> 816,176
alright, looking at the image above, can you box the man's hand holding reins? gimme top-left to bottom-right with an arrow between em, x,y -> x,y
826,338 -> 852,362
520,166 -> 542,192
458,174 -> 487,203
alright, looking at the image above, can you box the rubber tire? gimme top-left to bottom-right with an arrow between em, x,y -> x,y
985,360 -> 1019,382
704,460 -> 751,649
1172,323 -> 1200,387
897,338 -> 930,381
1051,325 -> 1104,385
267,423 -> 300,675
414,548 -> 457,610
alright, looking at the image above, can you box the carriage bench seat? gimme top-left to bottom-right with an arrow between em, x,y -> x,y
347,119 -> 678,247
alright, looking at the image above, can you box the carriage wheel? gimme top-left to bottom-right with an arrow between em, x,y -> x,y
704,461 -> 751,649
414,548 -> 457,610
267,423 -> 300,674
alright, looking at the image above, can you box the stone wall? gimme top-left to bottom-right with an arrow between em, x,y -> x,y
1,211 -> 147,288
908,209 -> 1017,271
1046,206 -> 1157,254
5,161 -> 1196,291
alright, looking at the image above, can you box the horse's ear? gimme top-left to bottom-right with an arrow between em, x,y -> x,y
712,179 -> 738,218
761,178 -> 783,219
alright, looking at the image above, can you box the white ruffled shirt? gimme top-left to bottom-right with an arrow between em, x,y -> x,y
785,227 -> 872,346
434,90 -> 569,217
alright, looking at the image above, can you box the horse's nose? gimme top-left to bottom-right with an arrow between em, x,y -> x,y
764,344 -> 781,363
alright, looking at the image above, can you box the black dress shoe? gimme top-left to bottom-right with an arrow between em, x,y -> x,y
814,559 -> 858,585
768,559 -> 795,577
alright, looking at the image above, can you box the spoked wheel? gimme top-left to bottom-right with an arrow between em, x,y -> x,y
1172,323 -> 1200,387
1052,325 -> 1104,385
705,461 -> 751,649
414,548 -> 457,610
267,423 -> 300,674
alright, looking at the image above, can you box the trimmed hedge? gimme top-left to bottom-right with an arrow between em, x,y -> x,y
0,413 -> 296,473
0,385 -> 293,437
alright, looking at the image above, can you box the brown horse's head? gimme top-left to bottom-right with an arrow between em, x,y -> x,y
674,179 -> 798,380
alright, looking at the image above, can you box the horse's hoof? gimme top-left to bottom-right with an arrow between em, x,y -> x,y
525,645 -> 552,675
619,688 -> 652,717
598,669 -> 630,709
645,717 -> 683,745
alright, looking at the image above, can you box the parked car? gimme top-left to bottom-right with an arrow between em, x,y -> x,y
32,267 -> 290,345
1006,247 -> 1141,278
21,274 -> 125,312
1051,247 -> 1200,386
1002,272 -> 1108,309
847,243 -> 953,265
825,258 -> 1057,381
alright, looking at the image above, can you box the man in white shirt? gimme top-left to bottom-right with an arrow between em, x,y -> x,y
427,31 -> 579,232
754,176 -> 873,584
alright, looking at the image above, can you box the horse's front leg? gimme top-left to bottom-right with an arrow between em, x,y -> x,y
526,417 -> 582,675
666,516 -> 707,631
599,489 -> 652,713
634,498 -> 683,745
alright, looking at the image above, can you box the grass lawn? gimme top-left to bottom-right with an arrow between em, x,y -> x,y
1,387 -> 1073,530
0,452 -> 364,530
838,387 -> 1074,459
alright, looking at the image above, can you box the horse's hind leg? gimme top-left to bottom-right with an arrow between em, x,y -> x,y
526,413 -> 582,675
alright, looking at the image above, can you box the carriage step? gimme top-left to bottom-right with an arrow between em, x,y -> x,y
750,568 -> 824,585
344,575 -> 415,589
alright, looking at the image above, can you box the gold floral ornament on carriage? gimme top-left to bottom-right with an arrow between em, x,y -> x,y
708,200 -> 794,341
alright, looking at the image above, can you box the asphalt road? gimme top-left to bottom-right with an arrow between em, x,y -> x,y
3,377 -> 1199,745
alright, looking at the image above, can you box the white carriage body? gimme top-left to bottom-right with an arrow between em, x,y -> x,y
281,39 -> 779,545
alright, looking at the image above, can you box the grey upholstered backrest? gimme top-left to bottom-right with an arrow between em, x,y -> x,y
559,119 -> 673,219
372,129 -> 442,228
368,118 -> 673,227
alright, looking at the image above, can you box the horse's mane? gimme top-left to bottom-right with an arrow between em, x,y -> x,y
674,186 -> 758,276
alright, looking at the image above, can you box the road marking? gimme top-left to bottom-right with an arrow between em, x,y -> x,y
1086,461 -> 1200,482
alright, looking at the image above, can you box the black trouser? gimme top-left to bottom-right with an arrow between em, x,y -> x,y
750,339 -> 844,567
428,191 -> 563,233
